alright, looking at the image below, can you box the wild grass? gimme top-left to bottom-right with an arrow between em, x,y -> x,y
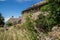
0,27 -> 38,40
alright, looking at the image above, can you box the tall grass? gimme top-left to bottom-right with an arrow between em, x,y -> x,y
0,27 -> 38,40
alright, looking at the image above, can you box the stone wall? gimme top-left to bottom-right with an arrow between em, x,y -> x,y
21,10 -> 41,24
21,1 -> 48,24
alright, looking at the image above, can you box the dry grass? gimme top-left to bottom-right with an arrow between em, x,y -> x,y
0,27 -> 38,40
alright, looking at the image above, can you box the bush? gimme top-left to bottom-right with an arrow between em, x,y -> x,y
35,0 -> 60,33
35,13 -> 57,33
6,22 -> 12,27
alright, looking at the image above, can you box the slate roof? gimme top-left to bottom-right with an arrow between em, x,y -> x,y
7,17 -> 21,24
22,1 -> 48,14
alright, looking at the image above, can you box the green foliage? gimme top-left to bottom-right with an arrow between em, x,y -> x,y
35,0 -> 60,32
22,14 -> 38,40
35,13 -> 57,32
22,14 -> 34,31
0,13 -> 5,27
45,0 -> 60,24
6,22 -> 12,27
40,4 -> 51,11
25,17 -> 34,31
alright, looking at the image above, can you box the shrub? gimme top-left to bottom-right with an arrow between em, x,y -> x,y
35,13 -> 57,33
6,22 -> 12,27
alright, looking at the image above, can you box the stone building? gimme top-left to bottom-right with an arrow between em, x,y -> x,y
21,1 -> 48,24
6,16 -> 21,25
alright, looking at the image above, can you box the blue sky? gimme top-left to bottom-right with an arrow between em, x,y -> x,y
0,0 -> 43,21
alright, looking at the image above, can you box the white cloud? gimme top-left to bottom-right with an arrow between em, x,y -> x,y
5,18 -> 10,22
0,0 -> 6,1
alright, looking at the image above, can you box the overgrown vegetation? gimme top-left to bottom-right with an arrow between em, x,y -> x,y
0,13 -> 5,27
23,14 -> 34,31
22,14 -> 38,40
0,0 -> 60,40
35,0 -> 60,33
35,12 -> 57,33
0,27 -> 38,40
6,22 -> 12,27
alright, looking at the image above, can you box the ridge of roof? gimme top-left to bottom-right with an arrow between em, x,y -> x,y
22,1 -> 48,14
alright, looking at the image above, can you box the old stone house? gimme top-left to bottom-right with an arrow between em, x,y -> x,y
6,16 -> 21,25
21,1 -> 48,24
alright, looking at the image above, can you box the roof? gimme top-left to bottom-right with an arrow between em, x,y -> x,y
22,1 -> 48,14
7,17 -> 21,23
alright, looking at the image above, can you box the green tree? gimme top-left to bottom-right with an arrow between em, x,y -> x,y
0,13 -> 5,27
